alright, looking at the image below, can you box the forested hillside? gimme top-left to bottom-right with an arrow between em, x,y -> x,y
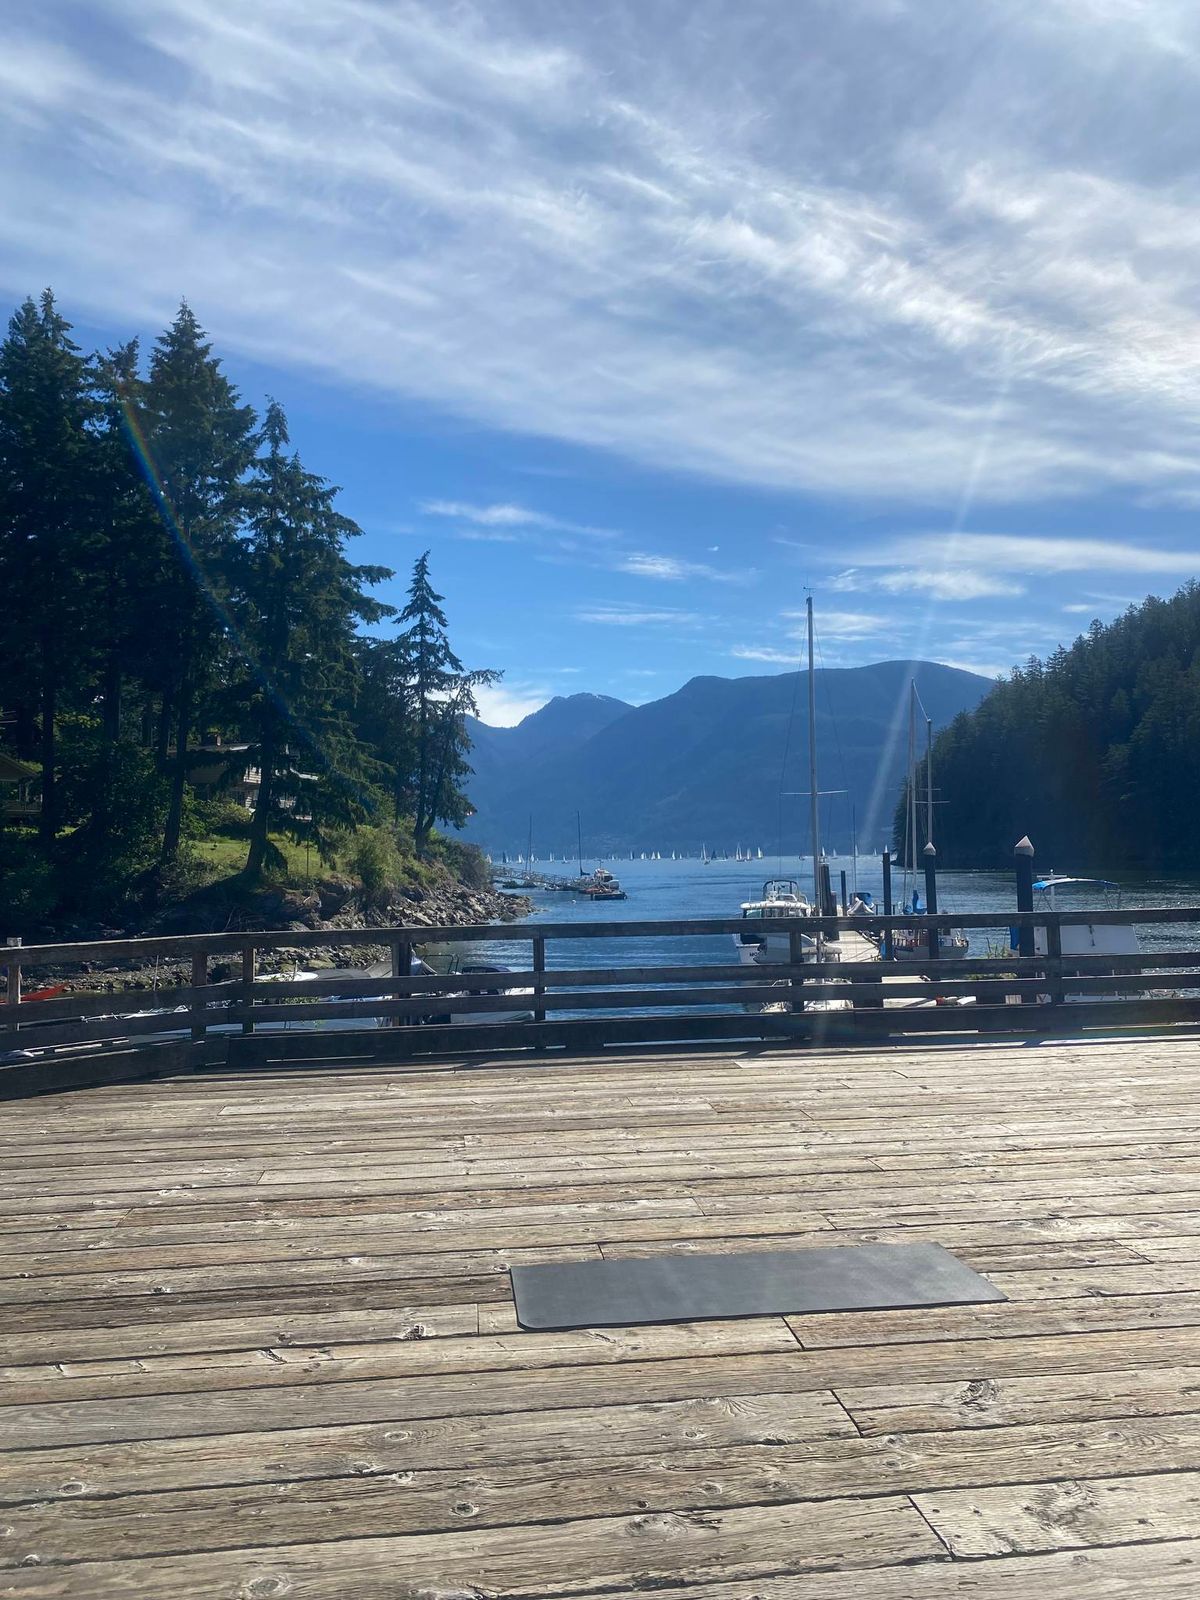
916,584 -> 1200,869
0,292 -> 496,934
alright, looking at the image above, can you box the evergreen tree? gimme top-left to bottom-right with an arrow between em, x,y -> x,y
352,635 -> 418,822
396,551 -> 497,854
137,304 -> 256,865
81,339 -> 162,848
229,401 -> 391,879
0,292 -> 98,846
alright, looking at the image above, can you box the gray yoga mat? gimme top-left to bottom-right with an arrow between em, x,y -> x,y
510,1241 -> 1004,1330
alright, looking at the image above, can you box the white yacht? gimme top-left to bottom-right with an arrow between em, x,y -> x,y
734,878 -> 819,966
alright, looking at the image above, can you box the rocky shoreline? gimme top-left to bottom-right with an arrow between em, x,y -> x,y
34,877 -> 532,992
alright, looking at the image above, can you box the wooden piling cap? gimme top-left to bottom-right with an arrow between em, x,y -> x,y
1014,835 -> 1035,856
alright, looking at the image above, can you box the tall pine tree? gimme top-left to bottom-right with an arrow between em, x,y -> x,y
0,292 -> 98,846
396,551 -> 497,854
229,401 -> 391,879
137,304 -> 255,866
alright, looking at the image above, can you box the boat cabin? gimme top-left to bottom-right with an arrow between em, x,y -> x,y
739,878 -> 812,920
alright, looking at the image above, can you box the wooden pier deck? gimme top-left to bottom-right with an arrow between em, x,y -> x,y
3,1032 -> 1200,1595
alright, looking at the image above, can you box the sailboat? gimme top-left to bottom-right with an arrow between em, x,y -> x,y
734,597 -> 878,985
893,682 -> 968,959
571,811 -> 627,900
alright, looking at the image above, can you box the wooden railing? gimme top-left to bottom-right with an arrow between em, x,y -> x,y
3,906 -> 1200,1088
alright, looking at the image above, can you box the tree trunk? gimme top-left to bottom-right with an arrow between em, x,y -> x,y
101,657 -> 122,746
243,748 -> 275,879
414,694 -> 429,857
155,690 -> 173,768
160,681 -> 192,864
91,658 -> 123,844
37,669 -> 56,849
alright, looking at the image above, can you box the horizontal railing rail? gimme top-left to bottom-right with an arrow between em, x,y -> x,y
4,905 -> 1200,1077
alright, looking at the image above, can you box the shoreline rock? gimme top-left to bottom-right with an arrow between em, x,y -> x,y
31,880 -> 532,991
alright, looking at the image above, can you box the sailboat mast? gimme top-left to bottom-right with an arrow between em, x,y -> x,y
806,596 -> 821,909
908,681 -> 917,875
576,811 -> 584,879
925,715 -> 934,850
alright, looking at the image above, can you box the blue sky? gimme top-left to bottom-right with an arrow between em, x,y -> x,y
3,0 -> 1199,723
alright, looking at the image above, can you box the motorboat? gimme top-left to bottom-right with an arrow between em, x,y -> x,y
575,866 -> 627,900
734,879 -> 818,965
416,961 -> 536,1026
1026,874 -> 1141,1000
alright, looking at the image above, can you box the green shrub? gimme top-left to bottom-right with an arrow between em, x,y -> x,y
433,835 -> 491,890
346,826 -> 404,907
155,849 -> 219,902
188,797 -> 252,837
0,832 -> 58,935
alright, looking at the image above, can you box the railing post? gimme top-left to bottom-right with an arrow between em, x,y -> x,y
190,950 -> 207,1042
532,934 -> 546,1026
4,938 -> 21,1033
1015,835 -> 1036,1005
790,927 -> 805,1013
881,850 -> 893,960
391,935 -> 412,1028
241,940 -> 256,1036
839,870 -> 848,914
1045,918 -> 1065,1009
923,843 -> 939,962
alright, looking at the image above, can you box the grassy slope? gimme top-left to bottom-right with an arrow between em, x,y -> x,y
191,831 -> 317,886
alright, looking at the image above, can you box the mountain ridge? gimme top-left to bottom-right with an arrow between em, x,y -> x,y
464,660 -> 991,855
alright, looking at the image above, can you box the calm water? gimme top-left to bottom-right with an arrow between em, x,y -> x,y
461,854 -> 1200,975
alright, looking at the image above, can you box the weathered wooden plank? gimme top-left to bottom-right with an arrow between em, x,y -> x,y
8,1413 -> 1200,1564
914,1470 -> 1200,1557
0,1317 -> 802,1404
0,1276 -> 506,1335
0,1242 -> 595,1308
0,1494 -> 943,1596
0,1303 -> 480,1368
0,1224 -> 1134,1285
0,1205 -> 1172,1265
576,1541 -> 1200,1599
839,1362 -> 1200,1434
9,1157 -> 1198,1220
788,1289 -> 1200,1350
7,1327 -> 1200,1450
0,1390 -> 851,1503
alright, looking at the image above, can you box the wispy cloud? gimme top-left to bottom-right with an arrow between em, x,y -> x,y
9,1 -> 1200,507
829,535 -> 1198,613
782,608 -> 885,643
575,602 -> 703,627
831,566 -> 1025,601
614,552 -> 752,583
730,645 -> 800,665
934,656 -> 1010,680
421,500 -> 612,538
888,534 -> 1199,576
